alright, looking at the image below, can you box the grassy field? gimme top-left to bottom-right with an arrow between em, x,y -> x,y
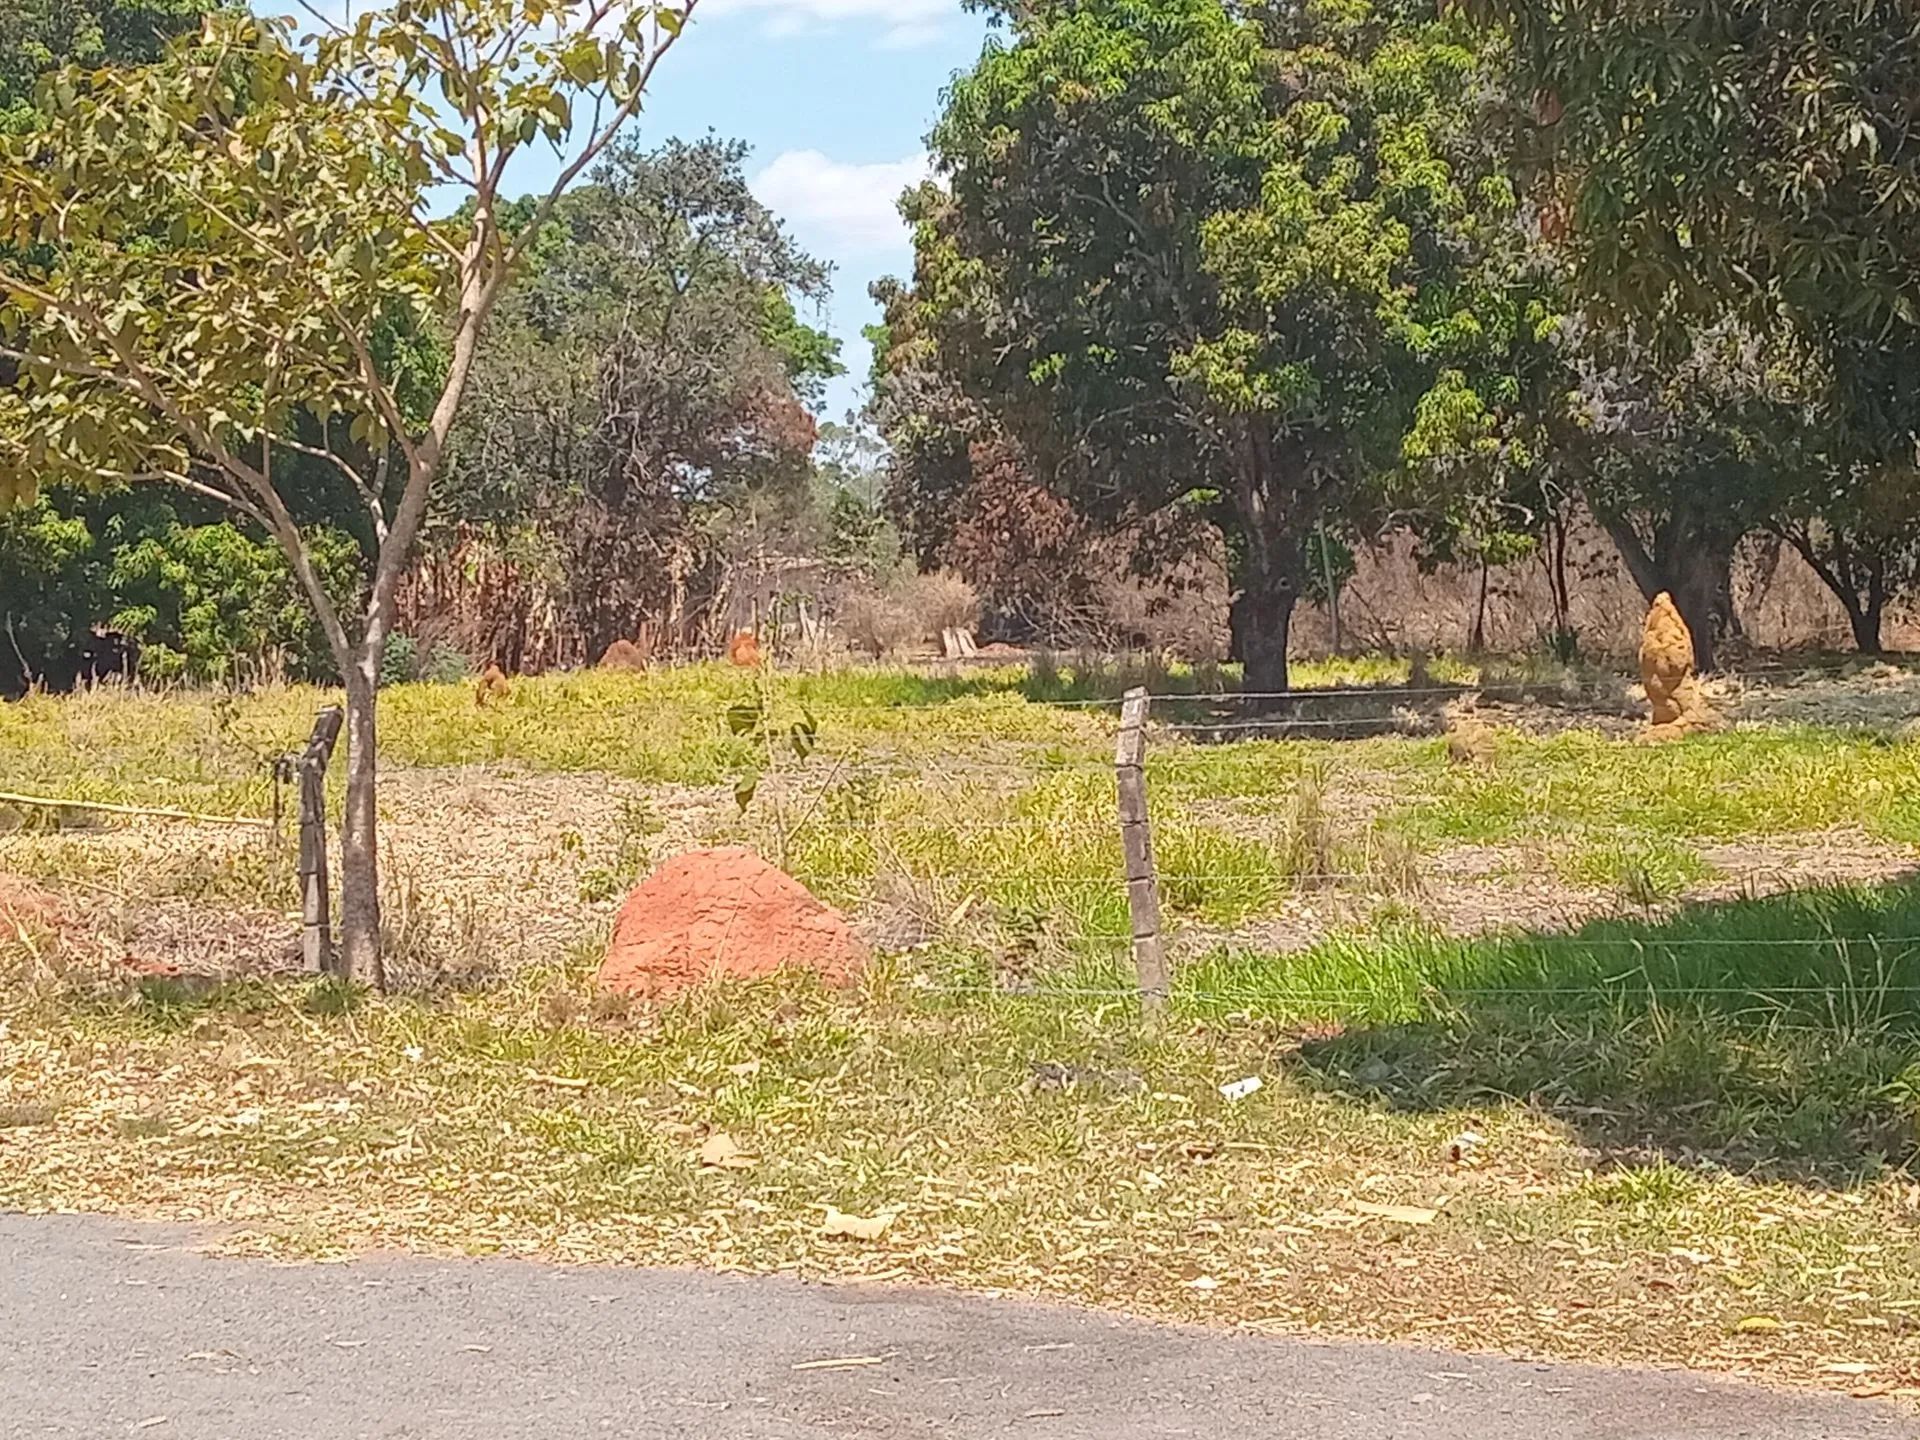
3,656 -> 1920,1400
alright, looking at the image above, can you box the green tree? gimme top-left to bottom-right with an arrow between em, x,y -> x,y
0,0 -> 334,695
1476,0 -> 1920,333
1475,0 -> 1920,649
1772,337 -> 1920,654
900,0 -> 1538,695
0,486 -> 355,692
865,274 -> 996,571
0,0 -> 702,982
442,134 -> 841,663
0,0 -> 224,133
0,493 -> 96,692
1554,320 -> 1814,669
107,498 -> 362,682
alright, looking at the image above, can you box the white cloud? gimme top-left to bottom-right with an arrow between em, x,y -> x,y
288,0 -> 955,47
753,149 -> 930,254
704,0 -> 955,49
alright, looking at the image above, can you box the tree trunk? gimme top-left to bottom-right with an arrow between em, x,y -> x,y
1470,559 -> 1490,652
1664,545 -> 1737,672
1598,509 -> 1740,672
1235,560 -> 1300,702
1228,430 -> 1314,706
1541,505 -> 1576,655
338,654 -> 385,990
1780,526 -> 1887,654
1847,595 -> 1885,654
1232,497 -> 1308,704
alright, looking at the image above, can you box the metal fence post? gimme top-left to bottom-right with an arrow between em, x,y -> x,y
1115,686 -> 1170,1015
295,706 -> 345,976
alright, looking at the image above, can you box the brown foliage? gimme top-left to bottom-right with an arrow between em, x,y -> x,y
942,440 -> 1093,622
904,571 -> 981,636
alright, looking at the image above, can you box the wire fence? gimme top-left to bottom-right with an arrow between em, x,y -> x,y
725,679 -> 1920,1027
6,663 -> 1919,1024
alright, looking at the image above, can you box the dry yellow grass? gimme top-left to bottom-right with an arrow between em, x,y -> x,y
2,955 -> 1918,1404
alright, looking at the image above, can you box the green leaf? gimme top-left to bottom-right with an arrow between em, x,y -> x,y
788,722 -> 815,762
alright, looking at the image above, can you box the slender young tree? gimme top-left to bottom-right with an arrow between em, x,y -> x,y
0,0 -> 701,982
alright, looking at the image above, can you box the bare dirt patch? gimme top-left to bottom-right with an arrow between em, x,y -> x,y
1184,832 -> 1920,960
0,766 -> 738,984
375,767 -> 732,979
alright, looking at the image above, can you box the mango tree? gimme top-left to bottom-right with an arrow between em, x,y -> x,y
900,0 -> 1540,696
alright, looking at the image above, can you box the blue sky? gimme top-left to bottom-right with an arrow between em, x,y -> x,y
304,1 -> 993,420
633,1 -> 992,417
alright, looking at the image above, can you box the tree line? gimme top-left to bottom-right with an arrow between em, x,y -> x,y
1,0 -> 887,694
868,0 -> 1920,683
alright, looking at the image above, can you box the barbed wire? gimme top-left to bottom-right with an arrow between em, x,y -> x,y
929,930 -> 1920,947
782,662 -> 1916,715
1154,716 -> 1444,735
909,979 -> 1920,1000
788,868 -> 1917,890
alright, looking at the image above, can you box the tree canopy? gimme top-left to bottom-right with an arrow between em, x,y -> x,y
1479,0 -> 1920,332
0,0 -> 225,132
439,133 -> 842,665
889,0 -> 1544,692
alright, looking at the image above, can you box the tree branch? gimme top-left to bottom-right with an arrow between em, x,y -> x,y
502,0 -> 703,274
163,172 -> 425,471
2,286 -> 358,664
270,429 -> 392,543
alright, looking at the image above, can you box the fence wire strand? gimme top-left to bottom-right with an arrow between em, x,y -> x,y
730,676 -> 1920,1022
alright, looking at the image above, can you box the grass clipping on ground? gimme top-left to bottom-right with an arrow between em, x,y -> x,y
3,955 -> 1918,1405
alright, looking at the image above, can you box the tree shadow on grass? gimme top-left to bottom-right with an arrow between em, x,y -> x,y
1268,877 -> 1920,1185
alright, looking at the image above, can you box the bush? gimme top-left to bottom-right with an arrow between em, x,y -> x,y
381,633 -> 473,686
1092,568 -> 1228,660
838,585 -> 919,657
379,633 -> 421,687
906,570 -> 981,636
0,487 -> 360,691
418,643 -> 474,685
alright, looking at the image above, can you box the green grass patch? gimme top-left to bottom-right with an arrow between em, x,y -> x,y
1389,726 -> 1920,848
1556,835 -> 1713,901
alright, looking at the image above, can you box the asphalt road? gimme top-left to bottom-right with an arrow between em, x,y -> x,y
2,1212 -> 1913,1440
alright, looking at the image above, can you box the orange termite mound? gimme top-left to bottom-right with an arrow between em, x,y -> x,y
596,848 -> 868,1000
474,663 -> 511,707
727,631 -> 763,668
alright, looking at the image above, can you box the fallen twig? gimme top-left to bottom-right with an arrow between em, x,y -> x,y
0,791 -> 269,829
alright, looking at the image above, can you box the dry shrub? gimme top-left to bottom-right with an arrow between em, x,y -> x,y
1280,763 -> 1336,889
942,441 -> 1091,623
0,876 -> 70,991
906,571 -> 981,636
599,638 -> 650,672
1091,567 -> 1228,660
1362,825 -> 1425,897
1030,648 -> 1061,692
837,585 -> 919,658
380,864 -> 504,990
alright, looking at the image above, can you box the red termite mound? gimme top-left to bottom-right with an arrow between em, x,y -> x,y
596,848 -> 867,1000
